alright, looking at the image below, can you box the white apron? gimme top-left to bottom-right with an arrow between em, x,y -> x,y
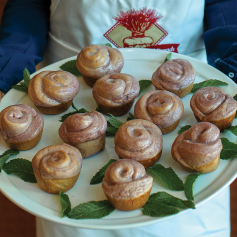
37,1 -> 230,236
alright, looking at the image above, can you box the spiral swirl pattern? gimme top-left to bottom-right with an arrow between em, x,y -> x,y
102,159 -> 153,199
114,119 -> 162,162
172,122 -> 222,169
59,111 -> 107,144
76,45 -> 124,78
28,70 -> 80,107
0,104 -> 44,142
134,90 -> 184,130
92,73 -> 139,106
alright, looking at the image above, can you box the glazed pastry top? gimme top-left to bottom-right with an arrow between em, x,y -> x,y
190,87 -> 237,120
0,104 -> 44,142
172,122 -> 222,167
28,70 -> 80,107
102,159 -> 153,199
76,45 -> 124,78
134,90 -> 184,128
59,111 -> 107,144
152,59 -> 196,90
92,73 -> 140,106
114,119 -> 162,161
32,143 -> 82,180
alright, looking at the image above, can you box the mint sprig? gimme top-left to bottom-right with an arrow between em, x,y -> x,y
90,159 -> 117,185
178,125 -> 192,134
106,114 -> 123,136
59,191 -> 71,217
138,79 -> 152,96
191,79 -> 228,93
68,200 -> 115,219
127,112 -> 135,121
2,158 -> 37,183
146,164 -> 184,191
225,125 -> 237,136
184,173 -> 203,201
142,192 -> 195,217
60,60 -> 81,77
164,53 -> 172,62
220,137 -> 237,160
0,149 -> 19,172
11,68 -> 31,93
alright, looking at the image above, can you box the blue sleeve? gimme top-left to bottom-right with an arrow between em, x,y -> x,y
203,0 -> 237,82
0,0 -> 50,93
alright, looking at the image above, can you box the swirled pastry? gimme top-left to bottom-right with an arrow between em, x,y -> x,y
134,90 -> 184,134
28,70 -> 80,115
114,119 -> 162,168
32,143 -> 82,193
76,45 -> 124,87
171,122 -> 222,173
190,87 -> 237,131
152,59 -> 196,98
102,159 -> 153,211
92,73 -> 140,116
59,111 -> 107,158
0,104 -> 44,150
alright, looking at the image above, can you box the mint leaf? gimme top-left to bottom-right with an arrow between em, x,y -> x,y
68,200 -> 115,219
90,159 -> 117,185
23,68 -> 31,88
0,149 -> 19,172
11,81 -> 28,93
60,60 -> 81,77
59,191 -> 71,217
106,123 -> 119,136
105,43 -> 112,47
146,164 -> 184,191
164,53 -> 172,62
3,158 -> 37,183
220,137 -> 237,160
138,79 -> 152,96
178,125 -> 192,134
225,125 -> 237,136
142,192 -> 195,217
184,173 -> 203,201
233,94 -> 237,101
107,114 -> 123,129
191,79 -> 228,93
127,112 -> 135,121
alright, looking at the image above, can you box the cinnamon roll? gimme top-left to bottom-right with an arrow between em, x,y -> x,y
134,90 -> 184,134
28,70 -> 80,115
190,87 -> 237,131
152,59 -> 196,98
0,104 -> 44,150
114,119 -> 163,168
76,45 -> 124,87
92,73 -> 140,116
102,159 -> 153,211
171,122 -> 222,173
32,143 -> 82,194
58,111 -> 107,158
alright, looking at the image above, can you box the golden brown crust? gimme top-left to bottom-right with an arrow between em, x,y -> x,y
151,59 -> 196,98
76,45 -> 124,87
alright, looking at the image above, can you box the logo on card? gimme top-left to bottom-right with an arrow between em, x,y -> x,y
104,8 -> 179,52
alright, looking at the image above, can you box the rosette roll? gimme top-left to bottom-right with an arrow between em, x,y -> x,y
190,87 -> 237,131
114,119 -> 163,168
152,59 -> 196,98
134,90 -> 184,134
102,159 -> 153,211
32,143 -> 82,193
59,111 -> 107,158
76,45 -> 124,87
0,104 -> 44,150
171,122 -> 222,173
92,73 -> 140,116
28,70 -> 80,114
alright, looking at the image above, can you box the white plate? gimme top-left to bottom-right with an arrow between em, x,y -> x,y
0,48 -> 237,230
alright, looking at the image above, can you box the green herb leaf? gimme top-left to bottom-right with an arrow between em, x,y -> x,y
146,164 -> 184,191
142,192 -> 195,217
233,94 -> 237,101
138,79 -> 152,96
178,125 -> 192,134
127,112 -> 135,121
0,149 -> 19,172
220,137 -> 237,160
60,60 -> 81,77
107,114 -> 123,129
11,82 -> 28,93
59,191 -> 71,217
225,125 -> 237,136
184,173 -> 203,201
191,79 -> 228,93
106,123 -> 119,136
68,200 -> 115,219
23,68 -> 31,88
105,43 -> 112,47
2,158 -> 37,183
164,53 -> 172,62
90,159 -> 117,185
